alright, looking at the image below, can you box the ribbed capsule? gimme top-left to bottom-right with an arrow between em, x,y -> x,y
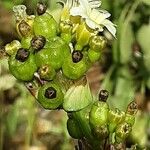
115,122 -> 132,143
89,35 -> 106,52
108,108 -> 125,133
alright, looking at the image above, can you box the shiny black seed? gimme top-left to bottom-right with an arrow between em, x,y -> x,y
37,2 -> 47,15
99,90 -> 109,102
15,48 -> 29,62
72,51 -> 83,63
44,87 -> 57,99
31,35 -> 46,51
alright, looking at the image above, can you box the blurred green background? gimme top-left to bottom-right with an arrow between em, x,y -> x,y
0,0 -> 150,149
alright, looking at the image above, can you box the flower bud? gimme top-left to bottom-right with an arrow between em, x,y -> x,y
115,122 -> 132,143
5,40 -> 21,55
60,20 -> 73,33
75,22 -> 93,50
38,65 -> 56,81
89,35 -> 106,52
108,108 -> 125,133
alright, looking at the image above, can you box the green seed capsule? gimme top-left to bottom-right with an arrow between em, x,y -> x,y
33,12 -> 58,39
88,49 -> 101,63
35,36 -> 70,70
38,64 -> 56,81
8,48 -> 37,81
37,82 -> 64,109
89,35 -> 106,52
67,118 -> 83,139
89,101 -> 109,139
115,122 -> 132,143
108,108 -> 125,133
62,51 -> 89,79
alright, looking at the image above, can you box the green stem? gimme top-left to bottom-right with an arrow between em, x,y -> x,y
24,95 -> 36,147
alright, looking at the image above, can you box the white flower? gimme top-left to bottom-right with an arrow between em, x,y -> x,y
70,0 -> 116,37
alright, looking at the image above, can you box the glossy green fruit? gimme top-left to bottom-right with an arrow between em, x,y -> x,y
8,48 -> 37,81
62,51 -> 89,79
33,13 -> 58,39
89,101 -> 109,139
88,49 -> 101,63
67,118 -> 83,139
35,36 -> 70,70
37,82 -> 64,109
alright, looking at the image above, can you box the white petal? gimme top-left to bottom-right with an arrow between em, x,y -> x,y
98,9 -> 111,18
101,19 -> 116,37
70,7 -> 88,18
89,9 -> 107,24
85,18 -> 97,29
85,18 -> 104,32
88,0 -> 101,8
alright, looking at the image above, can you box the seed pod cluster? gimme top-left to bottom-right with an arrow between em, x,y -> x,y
66,90 -> 138,144
5,2 -> 138,146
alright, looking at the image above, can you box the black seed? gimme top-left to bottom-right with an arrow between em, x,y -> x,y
72,51 -> 83,63
31,35 -> 46,51
18,20 -> 31,36
44,87 -> 57,99
37,2 -> 47,15
15,48 -> 29,62
99,90 -> 109,102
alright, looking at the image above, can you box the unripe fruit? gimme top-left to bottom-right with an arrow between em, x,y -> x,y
35,36 -> 70,70
33,13 -> 58,39
62,51 -> 89,79
89,35 -> 106,52
8,48 -> 37,81
37,82 -> 64,109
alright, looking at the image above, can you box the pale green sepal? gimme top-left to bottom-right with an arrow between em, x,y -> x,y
63,83 -> 93,111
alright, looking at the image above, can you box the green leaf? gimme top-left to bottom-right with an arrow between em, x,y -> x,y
63,83 -> 93,112
107,66 -> 135,111
137,24 -> 150,72
141,0 -> 150,5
